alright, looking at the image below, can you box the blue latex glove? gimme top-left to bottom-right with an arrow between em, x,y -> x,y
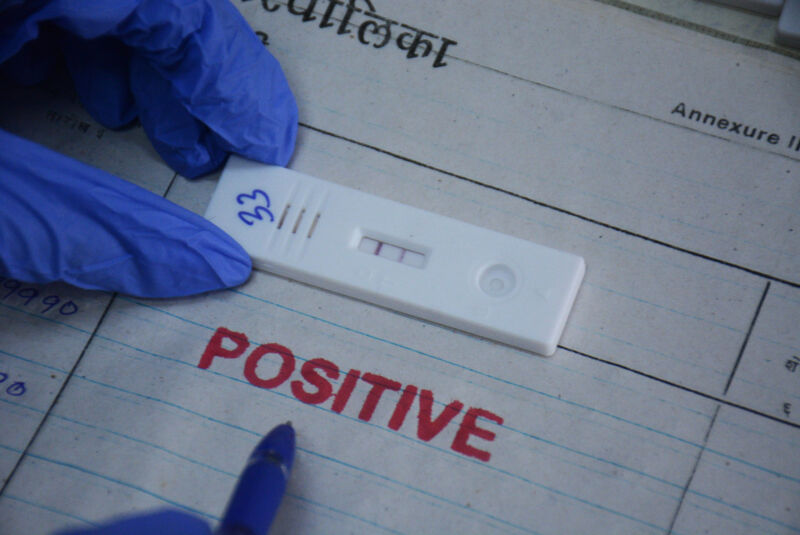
55,510 -> 211,535
0,0 -> 297,297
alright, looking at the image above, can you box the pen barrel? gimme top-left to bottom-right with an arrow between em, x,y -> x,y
217,461 -> 288,535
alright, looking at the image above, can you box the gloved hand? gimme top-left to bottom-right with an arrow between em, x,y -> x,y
55,510 -> 211,535
0,0 -> 298,297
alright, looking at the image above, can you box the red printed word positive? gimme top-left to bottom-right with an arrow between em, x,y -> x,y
199,327 -> 505,462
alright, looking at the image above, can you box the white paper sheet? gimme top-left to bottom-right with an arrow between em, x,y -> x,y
1,1 -> 798,534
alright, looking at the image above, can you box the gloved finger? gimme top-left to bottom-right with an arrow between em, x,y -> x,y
61,34 -> 136,129
129,54 -> 228,178
1,0 -> 297,177
55,509 -> 212,535
0,129 -> 252,298
114,0 -> 297,174
113,0 -> 297,175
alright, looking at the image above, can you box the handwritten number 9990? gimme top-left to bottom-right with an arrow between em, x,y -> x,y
0,277 -> 79,316
237,189 -> 274,226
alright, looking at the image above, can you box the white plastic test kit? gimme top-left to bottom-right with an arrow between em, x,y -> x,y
205,157 -> 585,355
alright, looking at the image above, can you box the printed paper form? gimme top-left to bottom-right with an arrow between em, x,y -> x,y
0,1 -> 798,534
0,78 -> 177,488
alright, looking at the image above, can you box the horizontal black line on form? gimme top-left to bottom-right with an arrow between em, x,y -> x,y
451,55 -> 800,165
300,122 -> 799,289
299,123 -> 800,431
563,345 -> 800,431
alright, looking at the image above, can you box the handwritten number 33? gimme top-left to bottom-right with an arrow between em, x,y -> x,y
237,189 -> 274,226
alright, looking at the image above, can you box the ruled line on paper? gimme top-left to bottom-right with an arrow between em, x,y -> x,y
666,405 -> 720,534
298,123 -> 800,289
13,292 -> 800,494
724,281 -> 771,395
1,329 -> 796,533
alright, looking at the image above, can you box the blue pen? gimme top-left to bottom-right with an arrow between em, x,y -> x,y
217,423 -> 295,535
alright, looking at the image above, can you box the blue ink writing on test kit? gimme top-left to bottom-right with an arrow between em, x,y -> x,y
237,189 -> 274,226
0,277 -> 79,316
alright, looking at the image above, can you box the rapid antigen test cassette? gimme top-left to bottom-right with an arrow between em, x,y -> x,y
205,157 -> 585,355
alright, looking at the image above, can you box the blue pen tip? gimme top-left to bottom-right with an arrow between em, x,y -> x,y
254,423 -> 295,472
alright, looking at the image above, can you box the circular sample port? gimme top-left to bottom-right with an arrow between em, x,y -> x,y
478,264 -> 517,298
